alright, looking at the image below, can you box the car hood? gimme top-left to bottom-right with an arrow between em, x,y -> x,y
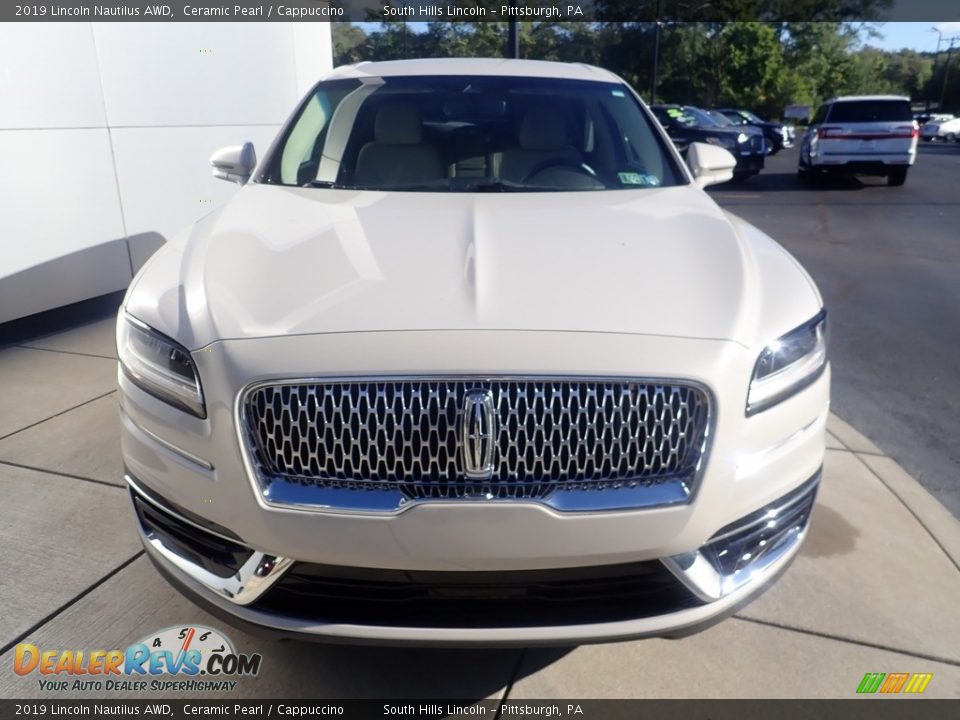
126,184 -> 819,350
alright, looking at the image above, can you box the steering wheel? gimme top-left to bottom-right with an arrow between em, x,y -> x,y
521,158 -> 599,184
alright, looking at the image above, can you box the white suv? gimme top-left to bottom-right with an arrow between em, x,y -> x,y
119,59 -> 829,645
799,95 -> 918,186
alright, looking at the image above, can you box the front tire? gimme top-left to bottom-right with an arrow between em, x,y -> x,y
887,168 -> 908,187
947,133 -> 957,143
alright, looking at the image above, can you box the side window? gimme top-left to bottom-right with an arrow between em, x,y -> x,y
280,95 -> 331,185
811,104 -> 829,125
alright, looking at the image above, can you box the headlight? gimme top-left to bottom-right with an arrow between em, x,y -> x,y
737,133 -> 749,144
118,315 -> 206,418
746,310 -> 827,416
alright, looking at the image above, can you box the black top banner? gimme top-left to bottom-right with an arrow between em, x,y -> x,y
6,0 -> 960,22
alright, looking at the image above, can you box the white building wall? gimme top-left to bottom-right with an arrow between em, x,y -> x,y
0,22 -> 333,324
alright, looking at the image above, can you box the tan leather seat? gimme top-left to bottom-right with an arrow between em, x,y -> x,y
500,107 -> 582,183
354,105 -> 445,187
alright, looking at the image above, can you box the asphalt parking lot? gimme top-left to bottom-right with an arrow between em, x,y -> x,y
1,145 -> 959,701
710,142 -> 960,518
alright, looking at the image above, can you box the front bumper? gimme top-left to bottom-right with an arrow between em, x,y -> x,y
129,469 -> 820,646
119,329 -> 829,644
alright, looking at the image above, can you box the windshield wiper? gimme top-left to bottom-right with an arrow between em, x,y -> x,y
468,179 -> 522,192
466,179 -> 562,192
376,180 -> 454,191
302,179 -> 344,189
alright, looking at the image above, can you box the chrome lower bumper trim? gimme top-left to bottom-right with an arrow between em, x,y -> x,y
127,476 -> 292,606
146,551 -> 792,646
663,470 -> 820,602
258,472 -> 695,515
128,469 -> 818,641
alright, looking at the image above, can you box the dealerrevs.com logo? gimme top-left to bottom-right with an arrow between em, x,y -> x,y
14,625 -> 262,693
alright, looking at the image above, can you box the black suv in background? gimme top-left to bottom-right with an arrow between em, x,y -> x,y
713,108 -> 794,154
651,105 -> 766,181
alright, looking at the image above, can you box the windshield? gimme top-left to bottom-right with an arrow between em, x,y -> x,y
718,110 -> 747,125
741,110 -> 765,123
706,110 -> 734,126
652,106 -> 700,128
683,107 -> 722,127
259,76 -> 685,192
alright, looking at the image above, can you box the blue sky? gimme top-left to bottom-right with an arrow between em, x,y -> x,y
360,21 -> 960,53
864,22 -> 960,51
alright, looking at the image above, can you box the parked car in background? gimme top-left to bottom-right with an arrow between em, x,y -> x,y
705,109 -> 738,129
713,108 -> 793,154
118,58 -> 829,645
652,104 -> 766,180
913,111 -> 953,126
920,115 -> 960,142
798,95 -> 917,186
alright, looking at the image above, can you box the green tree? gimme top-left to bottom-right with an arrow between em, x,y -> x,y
332,18 -> 940,115
332,23 -> 368,66
714,23 -> 786,114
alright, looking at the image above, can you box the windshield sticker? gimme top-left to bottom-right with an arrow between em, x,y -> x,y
611,89 -> 626,97
618,172 -> 660,187
666,108 -> 684,118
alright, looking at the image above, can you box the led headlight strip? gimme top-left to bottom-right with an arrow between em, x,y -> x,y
118,314 -> 206,418
747,310 -> 827,416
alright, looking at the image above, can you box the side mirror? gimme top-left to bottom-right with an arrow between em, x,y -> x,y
687,142 -> 737,189
210,142 -> 256,184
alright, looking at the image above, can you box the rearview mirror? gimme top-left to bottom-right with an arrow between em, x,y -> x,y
210,142 -> 256,185
687,142 -> 736,189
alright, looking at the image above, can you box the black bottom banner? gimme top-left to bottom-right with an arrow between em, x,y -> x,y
2,700 -> 958,720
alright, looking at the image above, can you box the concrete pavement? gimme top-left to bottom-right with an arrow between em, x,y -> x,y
1,306 -> 958,700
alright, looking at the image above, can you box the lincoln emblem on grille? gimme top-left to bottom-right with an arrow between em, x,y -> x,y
462,389 -> 497,479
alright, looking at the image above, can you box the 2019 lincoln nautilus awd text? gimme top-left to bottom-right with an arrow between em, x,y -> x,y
118,58 -> 829,645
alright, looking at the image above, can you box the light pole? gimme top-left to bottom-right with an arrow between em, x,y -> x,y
650,0 -> 664,104
939,36 -> 958,112
928,27 -> 945,112
506,2 -> 519,59
652,21 -> 662,104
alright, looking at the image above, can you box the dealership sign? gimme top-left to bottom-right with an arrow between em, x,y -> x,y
12,626 -> 261,693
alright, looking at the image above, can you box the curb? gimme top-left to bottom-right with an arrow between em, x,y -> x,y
827,413 -> 960,572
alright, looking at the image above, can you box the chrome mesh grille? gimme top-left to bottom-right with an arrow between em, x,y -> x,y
243,379 -> 710,502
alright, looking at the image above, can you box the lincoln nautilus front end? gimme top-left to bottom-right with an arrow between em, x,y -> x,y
118,58 -> 829,645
